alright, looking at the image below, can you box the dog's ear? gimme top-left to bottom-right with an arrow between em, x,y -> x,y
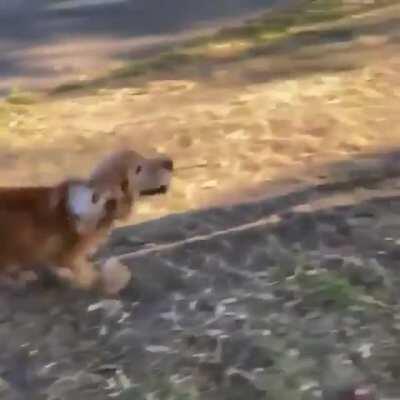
89,150 -> 126,181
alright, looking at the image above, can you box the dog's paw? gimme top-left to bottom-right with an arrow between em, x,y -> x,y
100,257 -> 132,295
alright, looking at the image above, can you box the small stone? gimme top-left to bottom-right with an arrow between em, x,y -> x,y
88,299 -> 123,319
145,345 -> 172,354
221,297 -> 238,305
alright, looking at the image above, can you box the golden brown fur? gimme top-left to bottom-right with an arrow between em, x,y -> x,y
0,149 -> 173,291
0,179 -> 115,288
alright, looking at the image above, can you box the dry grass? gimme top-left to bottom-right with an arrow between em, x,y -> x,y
1,2 -> 400,224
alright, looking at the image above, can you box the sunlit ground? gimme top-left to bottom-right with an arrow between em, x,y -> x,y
0,0 -> 399,226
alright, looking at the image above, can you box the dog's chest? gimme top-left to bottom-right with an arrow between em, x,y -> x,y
41,234 -> 66,258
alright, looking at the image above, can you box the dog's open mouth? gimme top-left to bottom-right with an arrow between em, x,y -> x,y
140,185 -> 168,196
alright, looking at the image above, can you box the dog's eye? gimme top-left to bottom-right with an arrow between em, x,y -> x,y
135,165 -> 142,174
91,192 -> 99,204
105,198 -> 117,214
121,179 -> 129,193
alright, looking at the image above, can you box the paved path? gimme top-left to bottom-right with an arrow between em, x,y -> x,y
0,0 -> 273,95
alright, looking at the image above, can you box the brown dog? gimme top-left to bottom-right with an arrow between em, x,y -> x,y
89,149 -> 173,222
0,178 -> 118,289
0,149 -> 173,292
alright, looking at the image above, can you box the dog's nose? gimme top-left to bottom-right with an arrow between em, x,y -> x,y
162,159 -> 173,171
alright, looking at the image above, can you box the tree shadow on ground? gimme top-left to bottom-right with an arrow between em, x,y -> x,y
2,147 -> 400,399
203,147 -> 400,214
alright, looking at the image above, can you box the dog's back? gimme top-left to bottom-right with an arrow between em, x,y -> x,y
0,183 -> 74,267
0,179 -> 116,289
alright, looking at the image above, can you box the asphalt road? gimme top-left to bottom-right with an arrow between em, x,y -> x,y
0,0 -> 275,94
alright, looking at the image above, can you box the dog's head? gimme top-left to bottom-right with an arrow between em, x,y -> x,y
89,149 -> 173,221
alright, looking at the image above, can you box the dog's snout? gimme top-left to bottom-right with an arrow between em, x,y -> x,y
105,198 -> 117,214
162,159 -> 173,171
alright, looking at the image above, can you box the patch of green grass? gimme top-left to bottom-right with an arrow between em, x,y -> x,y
50,0 -> 391,94
6,87 -> 38,105
294,0 -> 344,26
208,0 -> 345,44
294,266 -> 359,309
218,20 -> 290,41
316,274 -> 357,307
52,81 -> 89,94
52,51 -> 201,94
292,263 -> 392,311
0,103 -> 11,131
152,52 -> 199,69
113,52 -> 201,76
111,61 -> 150,79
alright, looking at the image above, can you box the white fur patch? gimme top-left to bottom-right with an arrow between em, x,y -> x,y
67,183 -> 96,217
67,183 -> 107,233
